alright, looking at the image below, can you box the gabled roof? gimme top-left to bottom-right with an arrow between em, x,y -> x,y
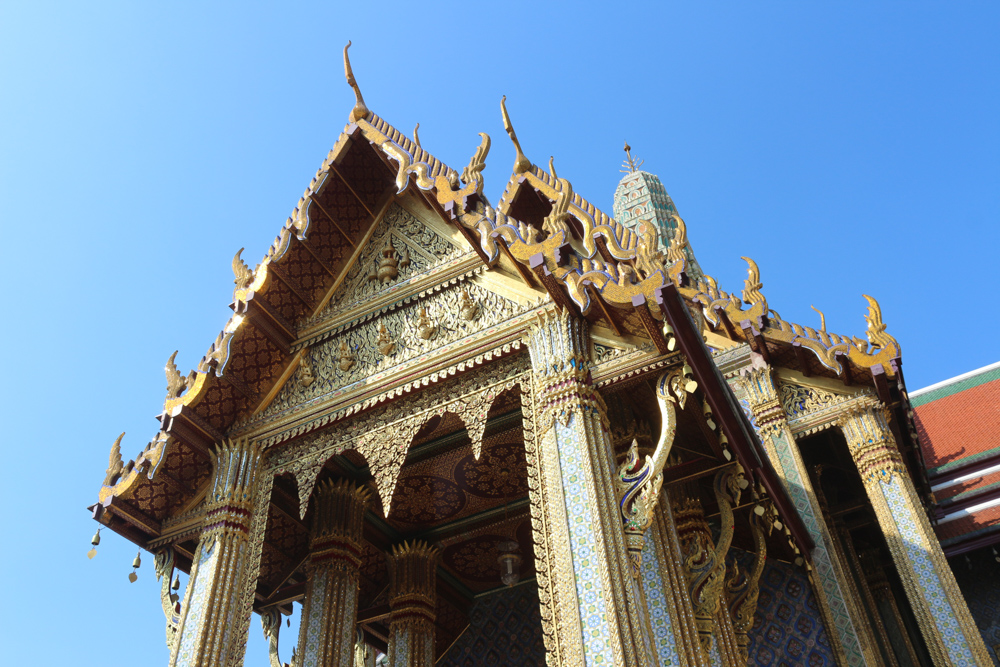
93,44 -> 909,557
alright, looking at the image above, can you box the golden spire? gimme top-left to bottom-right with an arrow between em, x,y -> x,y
500,95 -> 531,174
621,141 -> 644,174
343,41 -> 369,123
413,122 -> 421,148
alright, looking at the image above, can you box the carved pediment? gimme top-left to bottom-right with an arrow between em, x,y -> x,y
778,381 -> 875,435
309,202 -> 464,326
247,276 -> 530,429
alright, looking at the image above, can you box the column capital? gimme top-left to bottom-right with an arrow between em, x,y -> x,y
837,403 -> 906,485
525,308 -> 608,431
308,478 -> 370,571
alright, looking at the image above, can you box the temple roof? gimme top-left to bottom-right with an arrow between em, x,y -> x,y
911,361 -> 1000,555
92,43 -> 917,570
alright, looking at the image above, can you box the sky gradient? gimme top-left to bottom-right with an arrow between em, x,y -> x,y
1,2 -> 997,665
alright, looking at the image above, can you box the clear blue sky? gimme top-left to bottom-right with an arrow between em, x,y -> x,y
1,2 -> 996,665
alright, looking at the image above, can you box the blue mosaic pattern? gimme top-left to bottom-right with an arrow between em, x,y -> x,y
301,568 -> 329,664
709,634 -> 724,667
881,479 -> 978,666
768,428 -> 865,666
175,538 -> 219,667
555,418 -> 615,665
949,547 -> 1000,665
726,378 -> 866,667
438,583 -> 546,667
733,551 -> 836,667
641,527 -> 679,666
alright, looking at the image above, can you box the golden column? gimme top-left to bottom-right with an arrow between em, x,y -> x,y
525,307 -> 654,667
386,541 -> 438,667
839,404 -> 993,667
169,438 -> 266,667
294,479 -> 371,667
734,363 -> 879,667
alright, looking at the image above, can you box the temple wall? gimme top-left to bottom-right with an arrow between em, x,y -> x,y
732,548 -> 836,667
949,547 -> 1000,665
438,583 -> 545,667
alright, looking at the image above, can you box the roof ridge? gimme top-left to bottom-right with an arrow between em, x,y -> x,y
910,360 -> 1000,401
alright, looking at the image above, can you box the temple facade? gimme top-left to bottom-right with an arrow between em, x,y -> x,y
88,45 -> 998,667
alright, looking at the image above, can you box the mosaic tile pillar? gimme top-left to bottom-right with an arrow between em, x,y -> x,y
525,307 -> 655,667
839,405 -> 993,667
672,480 -> 740,665
651,493 -> 712,667
733,364 -> 877,667
294,479 -> 370,667
386,541 -> 438,667
169,438 -> 267,667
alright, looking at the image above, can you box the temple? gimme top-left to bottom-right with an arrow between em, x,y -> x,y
88,44 -> 999,667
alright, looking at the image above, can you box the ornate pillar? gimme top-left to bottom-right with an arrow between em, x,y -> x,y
733,362 -> 878,667
525,308 -> 655,667
725,502 -> 769,666
839,404 -> 992,667
646,491 -> 712,667
386,540 -> 438,667
671,466 -> 742,666
170,438 -> 268,667
295,479 -> 371,667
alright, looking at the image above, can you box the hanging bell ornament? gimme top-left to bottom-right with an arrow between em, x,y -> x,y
87,528 -> 101,560
663,323 -> 676,351
129,551 -> 141,583
172,574 -> 180,591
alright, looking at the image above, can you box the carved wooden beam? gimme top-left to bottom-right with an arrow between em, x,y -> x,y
291,234 -> 337,277
493,234 -> 534,287
593,235 -> 616,265
246,294 -> 295,355
631,293 -> 670,354
654,284 -> 815,553
662,458 -> 731,487
835,350 -> 852,386
588,283 -> 622,336
309,194 -> 357,248
530,253 -> 576,314
740,319 -> 771,365
256,553 -> 309,607
103,496 -> 161,537
792,342 -> 813,377
268,263 -> 312,308
330,163 -> 377,220
716,306 -> 739,341
219,368 -> 255,401
161,406 -> 219,459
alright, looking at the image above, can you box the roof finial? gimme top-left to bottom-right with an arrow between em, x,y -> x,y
500,95 -> 531,174
621,141 -> 643,174
343,41 -> 369,123
413,122 -> 421,148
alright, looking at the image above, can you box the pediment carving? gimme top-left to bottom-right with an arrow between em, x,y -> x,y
310,202 -> 464,325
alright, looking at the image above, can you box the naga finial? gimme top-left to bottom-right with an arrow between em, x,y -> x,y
548,156 -> 557,180
862,294 -> 897,352
500,95 -> 531,174
666,213 -> 689,265
461,132 -> 490,194
103,433 -> 125,486
413,122 -> 421,148
232,248 -> 254,290
343,41 -> 369,123
740,256 -> 765,306
621,141 -> 644,174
